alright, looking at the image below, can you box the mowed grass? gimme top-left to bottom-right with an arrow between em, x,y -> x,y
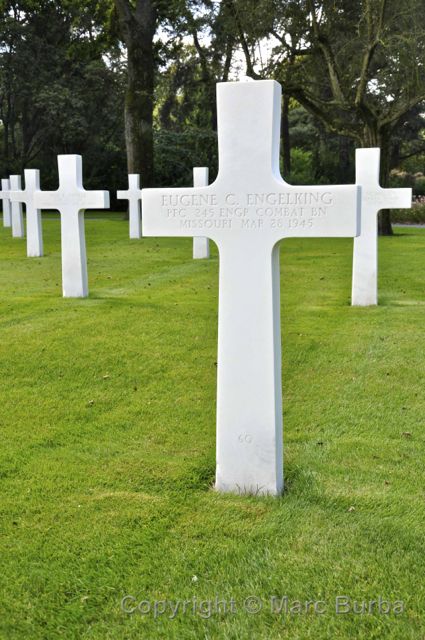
0,215 -> 424,640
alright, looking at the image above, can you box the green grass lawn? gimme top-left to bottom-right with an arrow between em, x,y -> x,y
0,215 -> 424,639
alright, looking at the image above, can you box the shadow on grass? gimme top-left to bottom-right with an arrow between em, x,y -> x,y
186,457 -> 216,491
283,462 -> 320,497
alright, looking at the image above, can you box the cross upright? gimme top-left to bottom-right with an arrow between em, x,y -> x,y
352,148 -> 412,306
9,175 -> 25,238
0,178 -> 11,228
33,155 -> 110,298
142,79 -> 360,495
117,174 -> 142,239
193,167 -> 210,259
9,169 -> 43,257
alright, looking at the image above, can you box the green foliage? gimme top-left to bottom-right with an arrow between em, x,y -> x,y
154,127 -> 217,186
0,0 -> 424,193
289,104 -> 317,150
0,0 -> 127,190
401,153 -> 425,177
415,177 -> 425,196
287,104 -> 355,185
390,169 -> 425,196
391,204 -> 425,224
285,147 -> 314,185
389,170 -> 415,189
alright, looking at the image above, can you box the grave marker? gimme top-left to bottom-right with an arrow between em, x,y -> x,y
117,174 -> 142,239
33,155 -> 109,298
9,175 -> 25,238
142,80 -> 360,495
9,169 -> 43,257
193,168 -> 210,259
352,148 -> 412,306
0,179 -> 11,227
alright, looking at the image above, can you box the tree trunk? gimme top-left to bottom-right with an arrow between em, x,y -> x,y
115,0 -> 156,186
125,37 -> 155,183
338,136 -> 351,183
281,94 -> 291,177
391,139 -> 400,168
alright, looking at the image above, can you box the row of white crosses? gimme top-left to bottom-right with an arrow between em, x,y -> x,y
2,151 -> 410,303
0,175 -> 25,240
0,157 -> 110,297
0,161 -> 210,296
0,150 -> 412,304
113,156 -> 412,303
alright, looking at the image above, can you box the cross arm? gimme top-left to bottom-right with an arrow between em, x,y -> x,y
367,187 -> 412,210
117,175 -> 141,201
356,149 -> 412,210
142,181 -> 360,244
82,190 -> 110,210
117,189 -> 140,201
34,188 -> 109,211
33,190 -> 63,210
9,170 -> 41,205
8,188 -> 30,205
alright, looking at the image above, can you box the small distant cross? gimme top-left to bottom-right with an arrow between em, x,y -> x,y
33,155 -> 109,297
9,169 -> 43,257
9,175 -> 25,238
117,174 -> 142,239
352,148 -> 412,306
0,178 -> 11,228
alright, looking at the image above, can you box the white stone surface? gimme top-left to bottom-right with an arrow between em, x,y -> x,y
352,148 -> 412,306
193,167 -> 210,259
0,178 -> 11,227
9,169 -> 43,257
117,174 -> 142,239
9,175 -> 25,238
33,155 -> 109,298
142,79 -> 360,496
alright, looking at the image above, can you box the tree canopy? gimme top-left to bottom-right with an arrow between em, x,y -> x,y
0,0 -> 424,227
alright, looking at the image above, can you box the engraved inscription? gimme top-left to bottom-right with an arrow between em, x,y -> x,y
181,218 -> 233,230
364,193 -> 398,204
238,433 -> 252,443
55,192 -> 92,206
246,192 -> 333,206
160,190 -> 336,231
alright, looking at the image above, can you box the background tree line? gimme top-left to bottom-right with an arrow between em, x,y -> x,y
0,0 -> 424,231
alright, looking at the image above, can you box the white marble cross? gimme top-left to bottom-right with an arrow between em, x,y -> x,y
9,175 -> 25,238
117,174 -> 142,239
9,169 -> 43,257
193,167 -> 210,259
352,148 -> 412,306
0,178 -> 11,227
33,155 -> 109,298
142,79 -> 360,496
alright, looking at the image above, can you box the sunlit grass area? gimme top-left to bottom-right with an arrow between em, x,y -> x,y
0,216 -> 424,639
